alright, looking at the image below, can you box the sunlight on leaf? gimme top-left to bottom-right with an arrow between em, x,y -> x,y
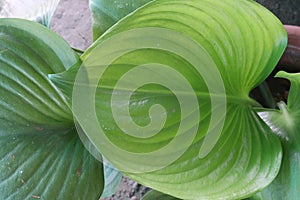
0,0 -> 60,27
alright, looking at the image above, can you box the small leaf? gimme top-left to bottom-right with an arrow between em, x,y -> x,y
255,72 -> 300,200
0,0 -> 60,27
89,0 -> 152,40
275,71 -> 300,112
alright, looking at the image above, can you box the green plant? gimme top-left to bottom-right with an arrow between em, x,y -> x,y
0,0 -> 299,199
0,18 -> 103,199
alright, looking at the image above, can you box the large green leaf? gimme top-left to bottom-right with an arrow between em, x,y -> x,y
0,0 -> 60,27
254,72 -> 300,200
0,19 -> 104,199
52,0 -> 287,199
89,0 -> 152,40
0,18 -> 77,134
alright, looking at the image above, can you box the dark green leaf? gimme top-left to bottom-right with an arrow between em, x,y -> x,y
0,18 -> 78,134
0,19 -> 104,199
0,128 -> 104,200
89,0 -> 152,40
142,190 -> 180,200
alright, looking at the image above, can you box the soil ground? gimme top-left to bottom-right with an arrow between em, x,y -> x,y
50,0 -> 300,199
51,0 -> 92,50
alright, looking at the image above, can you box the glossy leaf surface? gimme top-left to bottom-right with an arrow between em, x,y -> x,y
89,0 -> 152,40
0,19 -> 104,199
0,0 -> 60,27
255,72 -> 300,200
52,0 -> 287,199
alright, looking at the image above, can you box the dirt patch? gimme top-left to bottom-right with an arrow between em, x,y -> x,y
50,0 -> 92,50
101,177 -> 150,200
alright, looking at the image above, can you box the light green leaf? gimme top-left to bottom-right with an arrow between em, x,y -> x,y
52,0 -> 287,199
0,18 -> 104,199
142,190 -> 180,200
0,0 -> 60,27
0,128 -> 104,200
89,0 -> 152,40
255,72 -> 300,200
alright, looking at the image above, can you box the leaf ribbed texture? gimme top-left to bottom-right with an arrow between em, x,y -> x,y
0,129 -> 103,200
0,19 -> 104,200
52,0 -> 287,199
0,19 -> 78,135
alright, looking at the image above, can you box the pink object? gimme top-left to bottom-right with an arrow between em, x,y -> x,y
278,25 -> 300,71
